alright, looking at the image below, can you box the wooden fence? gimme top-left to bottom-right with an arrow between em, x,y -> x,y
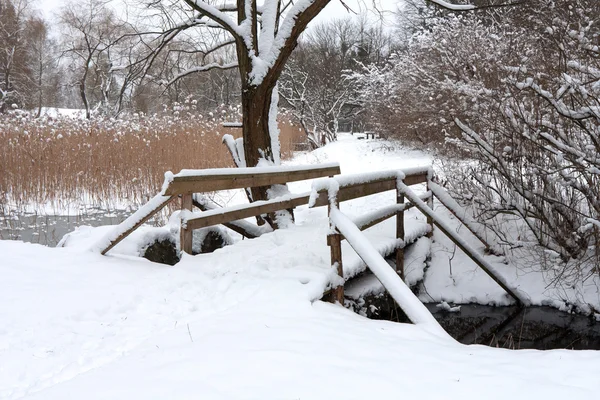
97,163 -> 527,307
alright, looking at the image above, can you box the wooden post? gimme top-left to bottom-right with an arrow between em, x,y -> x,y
396,184 -> 405,280
181,194 -> 193,254
327,192 -> 344,304
426,177 -> 434,239
328,232 -> 344,304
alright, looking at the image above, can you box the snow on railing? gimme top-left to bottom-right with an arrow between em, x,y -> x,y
428,182 -> 504,256
315,166 -> 433,304
173,162 -> 341,179
397,181 -> 530,306
330,207 -> 451,340
315,164 -> 529,330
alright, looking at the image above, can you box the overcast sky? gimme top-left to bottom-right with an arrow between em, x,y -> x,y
40,0 -> 402,26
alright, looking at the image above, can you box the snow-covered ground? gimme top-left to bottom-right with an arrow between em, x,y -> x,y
1,134 -> 600,399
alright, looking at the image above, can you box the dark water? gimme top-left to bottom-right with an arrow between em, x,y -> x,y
426,303 -> 600,350
351,291 -> 600,350
0,209 -> 130,246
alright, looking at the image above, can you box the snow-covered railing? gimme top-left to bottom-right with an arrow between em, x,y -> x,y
175,163 -> 341,253
163,163 -> 341,195
397,182 -> 529,306
177,165 -> 430,257
95,193 -> 176,255
428,182 -> 504,256
95,163 -> 341,256
308,167 -> 432,303
311,166 -> 530,309
183,192 -> 312,232
330,207 -> 450,339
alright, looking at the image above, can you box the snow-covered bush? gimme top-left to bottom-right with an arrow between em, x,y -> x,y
356,0 -> 599,282
448,0 -> 600,270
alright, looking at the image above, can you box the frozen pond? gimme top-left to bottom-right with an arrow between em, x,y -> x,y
0,209 -> 132,246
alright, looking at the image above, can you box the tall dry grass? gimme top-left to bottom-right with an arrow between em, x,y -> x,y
0,108 -> 307,214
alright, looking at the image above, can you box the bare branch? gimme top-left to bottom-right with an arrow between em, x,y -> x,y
166,61 -> 238,86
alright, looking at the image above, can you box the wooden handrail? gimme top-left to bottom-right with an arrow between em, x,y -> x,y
326,192 -> 432,242
96,164 -> 429,258
98,194 -> 176,255
183,171 -> 430,235
397,181 -> 528,306
164,163 -> 341,195
184,193 -> 311,231
309,171 -> 428,208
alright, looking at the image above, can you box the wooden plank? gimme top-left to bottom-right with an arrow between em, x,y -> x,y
331,208 -> 447,333
191,196 -> 266,239
428,182 -> 501,255
100,195 -> 175,255
356,208 -> 398,231
310,172 -> 429,208
185,193 -> 311,231
353,193 -> 430,232
164,165 -> 341,195
181,194 -> 193,254
310,178 -> 396,207
327,195 -> 344,304
404,172 -> 428,186
323,193 -> 431,242
328,233 -> 345,304
426,178 -> 434,239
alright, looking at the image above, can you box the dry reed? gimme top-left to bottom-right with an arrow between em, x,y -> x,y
0,108 -> 307,214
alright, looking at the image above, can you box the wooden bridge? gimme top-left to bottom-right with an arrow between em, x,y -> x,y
94,163 -> 528,332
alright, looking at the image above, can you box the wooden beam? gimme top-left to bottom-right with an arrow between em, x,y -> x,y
396,185 -> 405,280
428,182 -> 501,255
164,164 -> 341,195
328,232 -> 345,304
398,183 -> 528,306
327,194 -> 344,304
404,172 -> 428,186
426,178 -> 434,239
310,178 -> 394,207
191,196 -> 266,239
353,204 -> 403,232
185,193 -> 311,231
100,195 -> 175,255
310,172 -> 429,208
352,195 -> 430,233
181,194 -> 193,254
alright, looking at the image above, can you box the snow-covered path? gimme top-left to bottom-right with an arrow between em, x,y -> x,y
2,135 -> 600,399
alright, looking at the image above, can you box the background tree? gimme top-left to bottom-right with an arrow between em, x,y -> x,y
59,0 -> 128,118
26,16 -> 59,117
280,17 -> 392,148
0,0 -> 33,112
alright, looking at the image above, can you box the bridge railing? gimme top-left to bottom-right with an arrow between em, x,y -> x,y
96,163 -> 341,256
315,167 -> 527,306
310,167 -> 432,303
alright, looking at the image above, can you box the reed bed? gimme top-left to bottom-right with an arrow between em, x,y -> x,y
0,108 -> 306,214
